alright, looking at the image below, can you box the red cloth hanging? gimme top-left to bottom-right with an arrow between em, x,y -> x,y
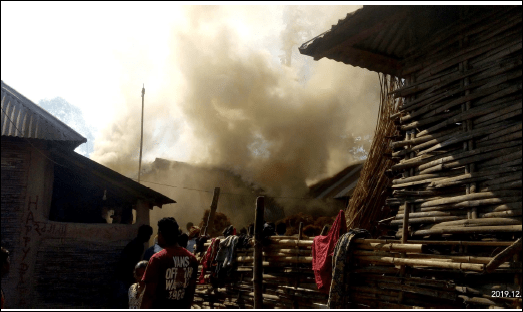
197,238 -> 220,285
311,210 -> 347,293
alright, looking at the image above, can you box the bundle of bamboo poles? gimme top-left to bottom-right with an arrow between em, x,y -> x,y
193,235 -> 328,309
345,73 -> 404,236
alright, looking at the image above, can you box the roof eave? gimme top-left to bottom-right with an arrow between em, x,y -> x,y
50,147 -> 176,208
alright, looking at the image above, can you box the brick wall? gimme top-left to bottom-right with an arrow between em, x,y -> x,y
1,139 -> 30,304
33,238 -> 128,308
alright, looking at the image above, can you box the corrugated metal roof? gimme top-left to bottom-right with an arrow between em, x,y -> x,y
308,162 -> 364,200
299,6 -> 495,76
1,80 -> 86,148
50,149 -> 176,209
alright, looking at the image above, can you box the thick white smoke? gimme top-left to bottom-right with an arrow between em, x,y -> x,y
91,5 -> 379,229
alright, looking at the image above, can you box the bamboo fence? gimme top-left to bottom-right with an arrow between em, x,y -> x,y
193,236 -> 521,309
192,236 -> 328,309
348,237 -> 522,309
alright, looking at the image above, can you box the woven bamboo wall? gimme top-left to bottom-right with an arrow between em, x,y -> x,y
387,5 -> 521,242
345,6 -> 522,309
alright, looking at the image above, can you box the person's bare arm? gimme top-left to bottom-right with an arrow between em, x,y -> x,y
140,281 -> 157,309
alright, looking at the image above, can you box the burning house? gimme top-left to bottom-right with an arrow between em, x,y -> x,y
1,80 -> 175,308
140,158 -> 362,238
139,157 -> 286,235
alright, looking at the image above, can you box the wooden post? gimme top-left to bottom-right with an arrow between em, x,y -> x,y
203,187 -> 220,236
254,196 -> 265,309
138,84 -> 145,183
298,222 -> 303,240
458,25 -> 477,220
515,251 -> 521,297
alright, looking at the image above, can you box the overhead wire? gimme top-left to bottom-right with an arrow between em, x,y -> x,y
135,178 -> 317,201
2,106 -> 324,202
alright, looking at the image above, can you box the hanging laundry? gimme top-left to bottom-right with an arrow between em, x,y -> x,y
328,229 -> 371,308
311,210 -> 347,293
212,235 -> 240,288
197,238 -> 220,285
221,235 -> 240,270
222,225 -> 235,237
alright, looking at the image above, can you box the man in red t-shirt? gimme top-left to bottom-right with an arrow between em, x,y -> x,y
141,217 -> 198,309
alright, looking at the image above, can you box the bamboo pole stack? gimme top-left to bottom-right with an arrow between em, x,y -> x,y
345,73 -> 404,236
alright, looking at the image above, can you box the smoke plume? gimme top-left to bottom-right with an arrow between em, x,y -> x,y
91,5 -> 380,230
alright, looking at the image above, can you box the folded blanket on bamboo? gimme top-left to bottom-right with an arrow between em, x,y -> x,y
311,210 -> 347,293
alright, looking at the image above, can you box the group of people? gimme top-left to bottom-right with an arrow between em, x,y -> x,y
115,218 -> 202,309
0,218 -> 287,309
119,219 -> 284,309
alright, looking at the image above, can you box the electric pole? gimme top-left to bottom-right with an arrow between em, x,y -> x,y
138,83 -> 145,183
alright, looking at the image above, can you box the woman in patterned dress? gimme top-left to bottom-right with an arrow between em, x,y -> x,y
128,260 -> 148,309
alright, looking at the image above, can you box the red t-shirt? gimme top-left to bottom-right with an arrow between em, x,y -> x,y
142,246 -> 198,309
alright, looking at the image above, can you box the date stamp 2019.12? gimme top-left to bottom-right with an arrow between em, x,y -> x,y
491,290 -> 521,298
